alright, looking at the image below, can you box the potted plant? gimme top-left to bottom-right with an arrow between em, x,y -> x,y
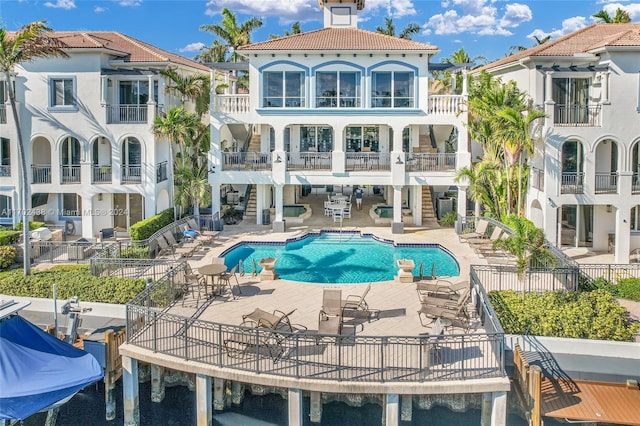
222,204 -> 238,225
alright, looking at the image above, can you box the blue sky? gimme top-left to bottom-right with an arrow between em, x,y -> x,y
2,0 -> 640,64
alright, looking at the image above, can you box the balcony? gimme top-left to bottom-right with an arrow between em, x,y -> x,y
92,165 -> 112,184
560,172 -> 584,194
0,105 -> 6,124
122,165 -> 142,184
633,173 -> 640,194
554,104 -> 601,127
61,165 -> 80,184
222,152 -> 270,171
106,105 -> 148,124
32,165 -> 51,184
405,153 -> 456,172
427,95 -> 465,115
530,167 -> 544,191
594,172 -> 618,194
156,161 -> 168,183
213,94 -> 250,115
345,152 -> 390,172
288,152 -> 332,171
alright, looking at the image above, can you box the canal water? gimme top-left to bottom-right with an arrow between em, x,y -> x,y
24,380 -> 534,426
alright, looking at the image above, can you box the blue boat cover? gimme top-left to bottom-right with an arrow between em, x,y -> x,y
0,315 -> 104,420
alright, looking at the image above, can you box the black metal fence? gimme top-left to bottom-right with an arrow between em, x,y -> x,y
90,258 -> 180,280
471,264 -> 579,293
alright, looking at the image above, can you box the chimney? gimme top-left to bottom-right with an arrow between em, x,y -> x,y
317,0 -> 363,29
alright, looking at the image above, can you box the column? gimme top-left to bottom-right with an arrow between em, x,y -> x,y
100,75 -> 108,106
544,71 -> 555,127
392,185 -> 403,234
480,392 -> 492,426
81,195 -> 93,238
384,393 -> 399,426
147,75 -> 156,126
461,69 -> 468,96
332,124 -> 345,174
213,378 -> 225,411
490,391 -> 507,426
400,395 -> 412,422
288,388 -> 303,426
457,186 -> 467,219
273,183 -> 285,233
309,392 -> 322,423
615,207 -> 631,263
150,365 -> 165,403
256,184 -> 265,225
196,374 -> 212,426
601,71 -> 610,105
450,72 -> 457,94
122,356 -> 140,426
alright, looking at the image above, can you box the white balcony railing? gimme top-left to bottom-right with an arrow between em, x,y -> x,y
92,165 -> 112,183
32,165 -> 51,184
405,153 -> 456,172
61,165 -> 81,184
554,104 -> 601,127
213,95 -> 250,115
427,95 -> 465,115
288,152 -> 332,171
594,172 -> 618,194
222,152 -> 271,171
106,105 -> 148,123
561,172 -> 584,194
345,152 -> 391,171
122,165 -> 142,184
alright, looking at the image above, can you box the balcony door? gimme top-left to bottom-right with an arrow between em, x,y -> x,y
561,140 -> 584,193
61,136 -> 81,183
121,137 -> 141,183
552,78 -> 590,124
113,193 -> 144,230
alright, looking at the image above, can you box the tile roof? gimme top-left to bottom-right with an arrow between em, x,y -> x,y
47,32 -> 210,72
237,27 -> 438,52
476,23 -> 640,73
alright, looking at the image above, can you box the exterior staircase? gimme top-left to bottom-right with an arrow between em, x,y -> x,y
246,133 -> 261,152
243,186 -> 257,220
415,134 -> 436,154
421,186 -> 439,227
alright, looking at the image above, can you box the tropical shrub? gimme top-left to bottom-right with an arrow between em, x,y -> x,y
489,289 -> 639,341
0,265 -> 145,304
129,208 -> 174,241
0,245 -> 16,269
616,278 -> 640,302
0,230 -> 20,245
440,211 -> 457,227
13,221 -> 46,231
120,246 -> 150,259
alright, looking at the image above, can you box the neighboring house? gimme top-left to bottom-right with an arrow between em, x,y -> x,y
477,23 -> 640,263
1,32 -> 210,238
208,0 -> 471,234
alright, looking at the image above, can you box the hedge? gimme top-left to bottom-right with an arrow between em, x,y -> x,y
0,246 -> 16,269
582,277 -> 640,302
489,289 -> 639,342
13,221 -> 46,231
0,265 -> 145,304
129,208 -> 174,241
0,230 -> 20,245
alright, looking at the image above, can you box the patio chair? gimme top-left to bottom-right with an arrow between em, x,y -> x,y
187,218 -> 218,245
324,201 -> 333,216
333,209 -> 343,223
342,204 -> 351,219
416,279 -> 469,300
181,273 -> 205,307
418,290 -> 470,329
223,320 -> 285,362
466,227 -> 504,248
423,317 -> 445,365
318,288 -> 343,335
422,286 -> 470,311
164,230 -> 200,249
159,234 -> 196,258
341,283 -> 372,319
219,265 -> 241,297
459,219 -> 489,241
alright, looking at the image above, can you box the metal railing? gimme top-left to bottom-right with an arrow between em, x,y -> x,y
122,165 -> 142,184
471,264 -> 579,293
554,104 -> 601,127
530,167 -> 544,191
212,94 -> 250,115
405,153 -> 456,172
287,152 -> 332,171
156,161 -> 168,183
594,172 -> 618,194
345,152 -> 390,171
427,95 -> 465,115
31,165 -> 51,184
576,263 -> 640,284
560,172 -> 584,194
30,240 -> 119,265
634,173 -> 640,194
126,276 -> 505,383
90,258 -> 177,280
92,165 -> 112,183
222,152 -> 271,171
0,105 -> 6,124
106,105 -> 148,123
61,165 -> 80,184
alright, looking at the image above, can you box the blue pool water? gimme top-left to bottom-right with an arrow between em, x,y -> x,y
374,206 -> 393,218
222,232 -> 459,283
283,205 -> 307,217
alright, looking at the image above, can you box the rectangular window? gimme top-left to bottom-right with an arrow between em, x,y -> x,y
316,71 -> 360,108
371,71 -> 414,108
346,126 -> 379,152
0,196 -> 11,218
62,193 -> 82,216
1,138 -> 9,167
119,80 -> 150,105
263,71 -> 304,108
552,78 -> 590,124
50,78 -> 74,107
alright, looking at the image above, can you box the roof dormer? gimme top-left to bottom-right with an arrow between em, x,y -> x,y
318,0 -> 364,29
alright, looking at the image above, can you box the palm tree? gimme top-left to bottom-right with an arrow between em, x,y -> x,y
195,40 -> 228,63
269,22 -> 302,39
375,17 -> 420,40
593,7 -> 631,23
0,21 -> 68,275
160,67 -> 209,116
200,8 -> 263,63
434,48 -> 486,94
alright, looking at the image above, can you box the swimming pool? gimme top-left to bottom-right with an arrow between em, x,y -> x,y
374,206 -> 393,218
221,231 -> 459,284
283,205 -> 307,217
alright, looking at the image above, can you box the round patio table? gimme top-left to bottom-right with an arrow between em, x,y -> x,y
198,264 -> 228,296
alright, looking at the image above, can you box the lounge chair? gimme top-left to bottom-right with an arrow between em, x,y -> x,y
223,320 -> 284,362
422,286 -> 470,311
157,235 -> 196,258
242,308 -> 298,333
186,218 -> 219,245
459,219 -> 489,241
418,290 -> 470,329
416,279 -> 469,300
341,283 -> 372,319
466,227 -> 504,248
318,288 -> 343,335
164,231 -> 200,249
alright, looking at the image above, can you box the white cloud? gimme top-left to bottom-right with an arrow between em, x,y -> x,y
94,6 -> 106,13
422,0 -> 530,37
599,2 -> 640,20
364,0 -> 416,18
179,42 -> 206,53
44,0 -> 75,9
119,0 -> 142,6
527,16 -> 588,40
204,0 -> 320,24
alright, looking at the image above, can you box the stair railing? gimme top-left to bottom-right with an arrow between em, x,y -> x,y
239,184 -> 253,216
240,125 -> 254,153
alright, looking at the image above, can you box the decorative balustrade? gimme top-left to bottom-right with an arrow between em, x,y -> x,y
405,153 -> 456,172
156,161 -> 168,183
345,152 -> 390,171
530,167 -> 544,191
288,152 -> 332,171
213,95 -> 251,115
122,165 -> 142,184
31,165 -> 51,184
61,165 -> 81,184
92,165 -> 112,183
427,95 -> 465,115
560,172 -> 584,194
222,152 -> 271,171
106,104 -> 148,123
554,104 -> 601,127
594,172 -> 618,194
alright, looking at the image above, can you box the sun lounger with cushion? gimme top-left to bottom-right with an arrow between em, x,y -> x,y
459,219 -> 489,241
